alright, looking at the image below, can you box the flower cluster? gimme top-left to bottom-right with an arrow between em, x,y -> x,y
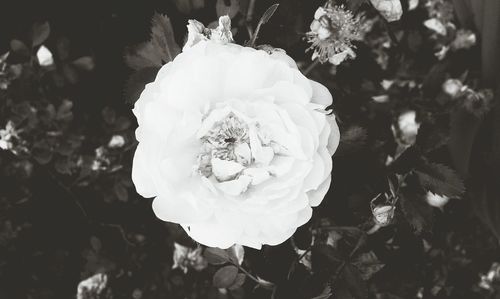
307,3 -> 360,65
172,243 -> 208,273
424,0 -> 476,59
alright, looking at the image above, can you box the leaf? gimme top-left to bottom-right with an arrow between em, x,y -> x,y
10,39 -> 30,57
72,56 -> 95,71
124,13 -> 180,71
56,37 -> 70,61
400,190 -> 433,233
369,0 -> 403,22
259,3 -> 279,25
31,21 -> 50,47
150,13 -> 181,64
216,0 -> 240,19
228,273 -> 246,290
213,265 -> 239,288
415,163 -> 465,197
114,183 -> 129,202
343,264 -> 368,299
173,0 -> 205,14
124,67 -> 159,104
351,251 -> 385,280
204,247 -> 231,265
247,4 -> 279,46
90,236 -> 102,252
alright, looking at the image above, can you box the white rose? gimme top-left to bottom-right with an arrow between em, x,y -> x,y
132,20 -> 340,249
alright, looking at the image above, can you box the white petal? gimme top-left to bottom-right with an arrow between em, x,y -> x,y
310,80 -> 333,106
37,45 -> 54,67
216,175 -> 252,196
211,158 -> 245,181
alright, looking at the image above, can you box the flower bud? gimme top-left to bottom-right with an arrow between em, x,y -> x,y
425,191 -> 449,209
372,205 -> 395,226
442,79 -> 463,98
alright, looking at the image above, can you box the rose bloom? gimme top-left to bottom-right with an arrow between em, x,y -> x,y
132,18 -> 340,249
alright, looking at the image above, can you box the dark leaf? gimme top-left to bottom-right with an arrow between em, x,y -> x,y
90,236 -> 102,252
216,0 -> 240,19
259,3 -> 279,25
150,13 -> 181,64
337,126 -> 368,155
124,13 -> 180,70
72,56 -> 95,71
343,264 -> 368,299
415,163 -> 465,197
172,0 -> 205,14
204,247 -> 231,265
124,67 -> 160,104
114,183 -> 129,202
400,190 -> 433,233
10,39 -> 30,57
31,21 -> 50,47
348,0 -> 367,12
351,251 -> 385,280
448,107 -> 482,177
213,265 -> 239,288
56,37 -> 70,61
228,273 -> 246,290
62,64 -> 79,84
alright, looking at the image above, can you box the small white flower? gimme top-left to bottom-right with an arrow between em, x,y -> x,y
409,0 -> 419,10
373,205 -> 396,226
393,110 -> 420,147
0,121 -> 18,151
108,135 -> 126,149
442,79 -> 463,98
307,3 -> 360,65
172,243 -> 208,273
370,0 -> 403,22
36,45 -> 54,67
76,273 -> 108,299
424,18 -> 447,35
426,191 -> 449,209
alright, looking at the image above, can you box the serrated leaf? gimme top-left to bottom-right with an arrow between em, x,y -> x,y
400,191 -> 433,233
216,0 -> 240,18
124,67 -> 159,104
213,265 -> 238,288
10,39 -> 29,57
32,21 -> 50,47
228,273 -> 246,290
150,13 -> 181,64
204,247 -> 231,265
415,163 -> 465,197
72,56 -> 95,71
352,251 -> 385,280
124,13 -> 180,71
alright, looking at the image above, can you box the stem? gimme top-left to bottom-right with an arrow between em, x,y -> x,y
237,265 -> 274,290
303,60 -> 320,76
246,0 -> 257,22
